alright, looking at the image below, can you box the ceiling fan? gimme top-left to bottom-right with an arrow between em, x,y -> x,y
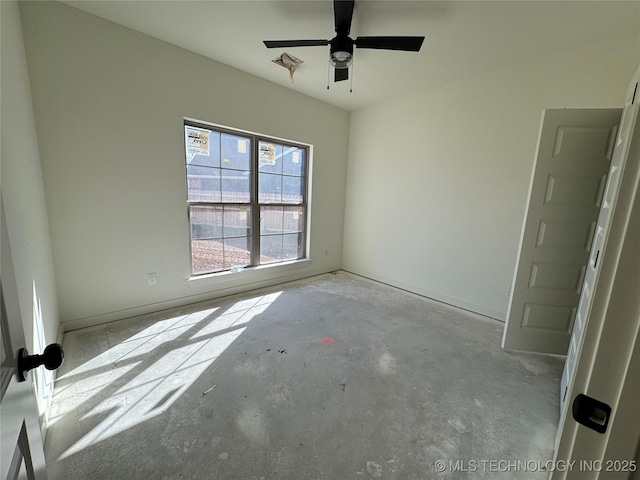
263,0 -> 425,83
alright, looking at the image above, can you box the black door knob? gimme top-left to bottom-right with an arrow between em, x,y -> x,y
17,343 -> 64,382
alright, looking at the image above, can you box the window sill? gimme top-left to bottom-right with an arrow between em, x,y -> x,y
187,258 -> 312,288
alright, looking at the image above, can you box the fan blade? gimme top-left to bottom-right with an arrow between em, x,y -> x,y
334,68 -> 349,82
355,36 -> 425,52
263,39 -> 329,48
334,0 -> 355,34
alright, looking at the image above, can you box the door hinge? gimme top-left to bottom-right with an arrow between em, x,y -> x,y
633,83 -> 638,105
593,250 -> 600,269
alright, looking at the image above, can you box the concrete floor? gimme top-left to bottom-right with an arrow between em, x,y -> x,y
46,272 -> 564,480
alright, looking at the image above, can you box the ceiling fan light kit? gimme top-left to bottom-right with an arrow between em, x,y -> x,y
264,0 -> 425,85
329,51 -> 352,69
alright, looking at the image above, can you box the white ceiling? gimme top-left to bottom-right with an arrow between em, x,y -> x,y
62,0 -> 639,112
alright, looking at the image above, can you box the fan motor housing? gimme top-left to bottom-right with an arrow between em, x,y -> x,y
330,35 -> 354,68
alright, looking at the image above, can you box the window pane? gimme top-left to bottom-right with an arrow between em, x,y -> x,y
224,237 -> 251,269
283,147 -> 304,176
186,130 -> 221,168
221,133 -> 251,170
187,165 -> 221,202
221,169 -> 250,202
258,173 -> 282,203
190,205 -> 223,239
223,206 -> 251,237
258,141 -> 283,174
282,175 -> 304,204
185,127 -> 220,168
191,239 -> 224,274
283,206 -> 304,233
260,206 -> 283,235
260,235 -> 283,264
283,233 -> 303,260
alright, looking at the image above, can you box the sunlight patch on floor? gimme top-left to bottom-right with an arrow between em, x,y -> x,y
54,291 -> 282,460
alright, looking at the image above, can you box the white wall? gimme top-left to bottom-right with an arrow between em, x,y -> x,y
1,0 -> 61,424
343,36 -> 640,320
20,1 -> 350,329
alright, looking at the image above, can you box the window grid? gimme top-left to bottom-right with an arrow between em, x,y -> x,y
185,121 -> 307,276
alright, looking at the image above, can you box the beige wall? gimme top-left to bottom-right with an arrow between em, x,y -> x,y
1,0 -> 60,423
343,35 -> 640,320
20,1 -> 350,329
20,0 -> 640,329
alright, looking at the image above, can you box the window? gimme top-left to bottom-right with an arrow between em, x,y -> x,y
184,121 -> 308,275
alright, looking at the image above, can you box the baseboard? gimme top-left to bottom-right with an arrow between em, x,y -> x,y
60,263 -> 504,332
60,264 -> 341,332
342,265 -> 506,322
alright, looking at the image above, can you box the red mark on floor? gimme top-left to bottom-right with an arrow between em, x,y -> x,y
321,337 -> 334,346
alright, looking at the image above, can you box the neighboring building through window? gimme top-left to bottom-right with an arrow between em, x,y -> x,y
184,121 -> 308,275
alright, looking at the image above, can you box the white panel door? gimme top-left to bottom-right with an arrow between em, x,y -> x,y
550,65 -> 640,480
1,202 -> 48,480
502,109 -> 621,354
559,71 -> 639,411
